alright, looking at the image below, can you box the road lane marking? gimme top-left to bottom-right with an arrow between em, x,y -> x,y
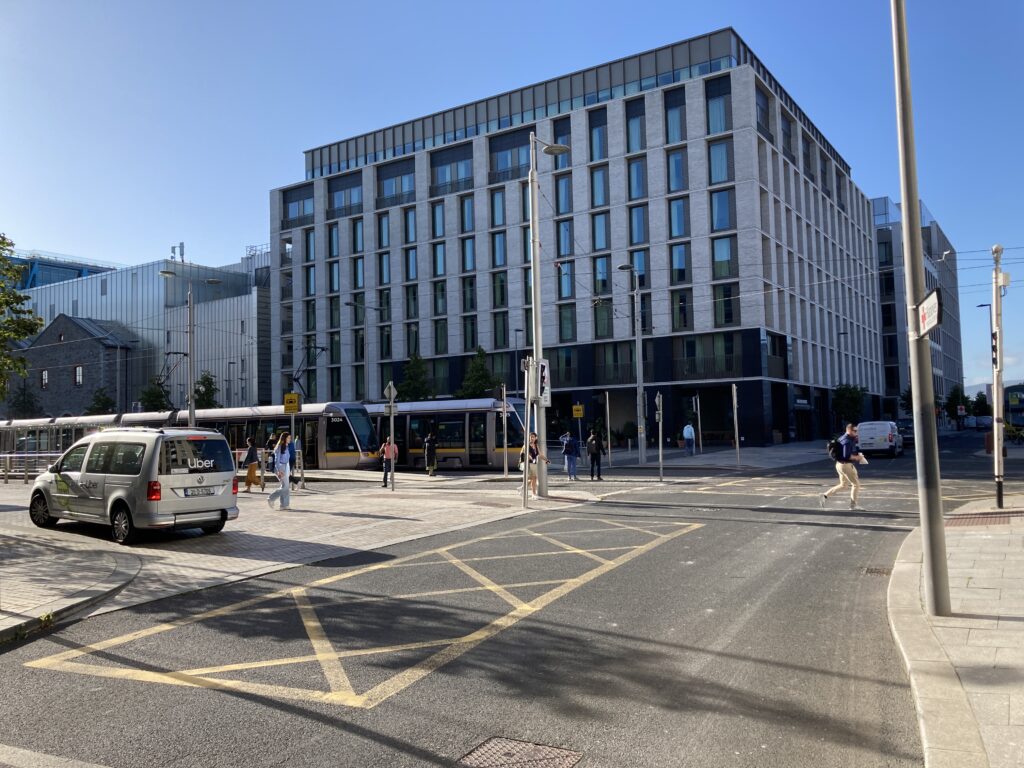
439,550 -> 526,609
0,744 -> 113,768
521,530 -> 611,564
292,588 -> 354,695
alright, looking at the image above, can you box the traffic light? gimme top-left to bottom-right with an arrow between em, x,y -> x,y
537,358 -> 551,407
992,331 -> 1000,369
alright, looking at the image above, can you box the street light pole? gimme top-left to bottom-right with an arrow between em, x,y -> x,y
617,263 -> 646,464
991,244 -> 1008,508
528,132 -> 568,496
160,267 -> 220,428
513,328 -> 523,397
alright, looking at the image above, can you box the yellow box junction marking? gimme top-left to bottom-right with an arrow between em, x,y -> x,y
26,518 -> 702,709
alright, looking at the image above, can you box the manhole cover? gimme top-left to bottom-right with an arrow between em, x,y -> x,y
863,567 -> 892,576
457,737 -> 582,767
947,512 -> 1023,527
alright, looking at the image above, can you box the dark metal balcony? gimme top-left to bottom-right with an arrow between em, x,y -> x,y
756,123 -> 775,143
766,354 -> 787,379
671,355 -> 741,381
782,148 -> 796,164
281,214 -> 314,230
488,164 -> 529,185
327,202 -> 363,220
429,177 -> 474,198
375,190 -> 416,210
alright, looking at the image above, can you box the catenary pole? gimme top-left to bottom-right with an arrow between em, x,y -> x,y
891,0 -> 950,615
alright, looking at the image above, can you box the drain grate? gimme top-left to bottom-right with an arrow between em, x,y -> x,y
946,512 -> 1024,527
863,567 -> 893,576
457,737 -> 583,767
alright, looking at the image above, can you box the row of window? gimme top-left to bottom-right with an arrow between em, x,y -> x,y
38,366 -> 84,389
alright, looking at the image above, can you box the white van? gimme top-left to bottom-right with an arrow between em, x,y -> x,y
856,421 -> 904,457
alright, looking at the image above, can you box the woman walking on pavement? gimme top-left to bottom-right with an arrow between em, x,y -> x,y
241,436 -> 259,493
267,432 -> 292,510
423,432 -> 438,476
522,432 -> 550,499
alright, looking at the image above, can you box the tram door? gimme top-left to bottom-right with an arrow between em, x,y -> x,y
468,413 -> 488,467
303,419 -> 319,469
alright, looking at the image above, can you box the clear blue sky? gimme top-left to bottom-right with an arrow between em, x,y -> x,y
2,0 -> 1021,389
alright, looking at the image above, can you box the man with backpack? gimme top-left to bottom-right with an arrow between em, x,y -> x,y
822,423 -> 864,510
560,431 -> 580,481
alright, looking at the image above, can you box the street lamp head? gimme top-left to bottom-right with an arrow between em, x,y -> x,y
542,143 -> 569,157
204,278 -> 222,286
158,270 -> 176,278
616,263 -> 634,272
977,303 -> 992,308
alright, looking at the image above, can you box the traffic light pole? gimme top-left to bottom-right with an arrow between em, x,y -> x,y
992,244 -> 1006,509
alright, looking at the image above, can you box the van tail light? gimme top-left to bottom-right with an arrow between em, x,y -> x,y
232,477 -> 238,495
147,481 -> 162,501
888,433 -> 894,443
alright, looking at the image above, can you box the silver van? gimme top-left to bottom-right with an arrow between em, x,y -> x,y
28,427 -> 239,544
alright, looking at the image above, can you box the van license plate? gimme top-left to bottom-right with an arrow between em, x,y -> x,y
185,487 -> 215,497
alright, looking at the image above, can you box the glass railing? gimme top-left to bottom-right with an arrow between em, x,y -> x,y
672,355 -> 741,380
281,213 -> 314,230
327,202 -> 363,219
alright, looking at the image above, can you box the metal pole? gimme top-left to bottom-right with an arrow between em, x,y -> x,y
605,390 -> 612,467
187,283 -> 196,427
633,278 -> 646,465
389,405 -> 396,492
732,383 -> 740,467
696,394 -> 704,455
992,245 -> 1005,508
502,383 -> 509,478
522,356 -> 532,509
529,133 -> 548,497
116,345 -> 121,414
657,391 -> 663,482
891,0 -> 950,615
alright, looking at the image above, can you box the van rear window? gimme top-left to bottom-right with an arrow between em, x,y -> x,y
159,437 -> 234,474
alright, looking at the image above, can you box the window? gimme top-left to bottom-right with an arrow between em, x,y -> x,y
557,219 -> 573,257
462,276 -> 477,312
378,252 -> 391,284
405,284 -> 419,318
463,315 -> 477,352
592,212 -> 609,252
329,223 -> 339,258
708,139 -> 733,184
351,218 -> 364,252
591,166 -> 609,208
670,243 -> 689,284
349,294 -> 364,325
705,75 -> 732,134
589,108 -> 608,161
714,283 -> 740,326
553,117 -> 571,169
493,312 -> 509,348
491,231 -> 507,266
403,207 -> 416,243
521,182 -> 530,221
432,280 -> 446,315
558,303 -> 576,342
780,114 -> 794,158
671,289 -> 692,331
878,241 -> 893,266
304,265 -> 315,296
380,324 -> 392,359
594,299 -> 613,339
431,202 -> 445,238
557,260 -> 574,299
664,87 -> 686,144
593,254 -> 611,295
712,236 -> 738,279
329,297 -> 341,327
668,197 -> 689,239
329,331 -> 341,363
304,229 -> 315,261
630,249 -> 648,289
41,369 -> 48,389
329,260 -> 340,292
460,195 -> 474,232
432,242 -> 446,276
755,88 -> 771,135
490,188 -> 505,227
710,188 -> 735,231
406,322 -> 419,355
628,157 -> 647,200
461,237 -> 476,272
492,271 -> 508,308
522,226 -> 531,262
629,205 -> 648,245
377,212 -> 390,248
667,148 -> 687,192
626,98 -> 646,153
404,247 -> 418,281
556,174 -> 572,214
802,134 -> 814,179
434,319 -> 448,354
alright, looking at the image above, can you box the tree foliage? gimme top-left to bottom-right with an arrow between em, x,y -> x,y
399,353 -> 433,401
193,370 -> 220,409
455,347 -> 502,399
0,234 -> 44,399
943,384 -> 971,422
83,386 -> 117,415
899,386 -> 913,415
832,384 -> 867,427
973,392 -> 992,417
139,379 -> 172,411
6,378 -> 41,418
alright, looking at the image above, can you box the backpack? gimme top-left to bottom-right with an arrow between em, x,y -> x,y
827,438 -> 842,462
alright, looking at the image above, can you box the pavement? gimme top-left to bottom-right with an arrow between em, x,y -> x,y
3,436 -> 1024,768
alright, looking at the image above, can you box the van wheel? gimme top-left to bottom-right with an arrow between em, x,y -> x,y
29,493 -> 57,528
111,505 -> 137,545
202,516 -> 226,535
890,445 -> 898,458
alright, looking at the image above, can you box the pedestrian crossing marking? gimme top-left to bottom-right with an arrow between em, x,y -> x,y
26,517 -> 702,709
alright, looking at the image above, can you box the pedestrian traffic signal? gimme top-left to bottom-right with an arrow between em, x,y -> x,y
992,331 -> 1000,369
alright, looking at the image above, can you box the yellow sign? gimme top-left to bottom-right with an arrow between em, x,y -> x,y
572,404 -> 584,419
284,393 -> 302,414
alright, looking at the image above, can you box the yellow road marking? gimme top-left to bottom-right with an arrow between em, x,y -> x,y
292,589 -> 354,695
598,519 -> 661,536
521,530 -> 610,564
440,550 -> 525,609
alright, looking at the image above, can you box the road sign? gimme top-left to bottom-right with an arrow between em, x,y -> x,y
958,405 -> 967,416
383,381 -> 398,402
917,289 -> 942,337
572,404 -> 584,419
283,392 -> 302,414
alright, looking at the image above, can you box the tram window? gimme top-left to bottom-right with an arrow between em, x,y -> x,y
325,416 -> 358,452
436,418 -> 465,449
409,417 -> 436,449
497,417 -> 524,447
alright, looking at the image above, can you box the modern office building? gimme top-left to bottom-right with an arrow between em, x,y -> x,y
11,249 -> 116,290
270,28 -> 882,444
872,197 -> 963,420
15,250 -> 273,414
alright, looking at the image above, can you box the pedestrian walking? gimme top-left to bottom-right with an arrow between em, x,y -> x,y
423,432 -> 438,476
241,436 -> 259,492
586,429 -> 606,480
822,423 -> 865,510
288,436 -> 299,491
267,432 -> 292,510
560,431 -> 580,480
380,435 -> 399,487
683,422 -> 696,456
521,432 -> 550,498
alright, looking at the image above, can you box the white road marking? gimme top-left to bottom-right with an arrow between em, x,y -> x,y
0,743 -> 113,768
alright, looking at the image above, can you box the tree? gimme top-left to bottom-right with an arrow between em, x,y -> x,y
832,384 -> 867,428
193,370 -> 220,409
0,234 -> 44,399
6,378 -> 41,418
944,384 -> 971,423
399,353 -> 433,401
139,379 -> 172,411
899,386 -> 913,416
455,347 -> 501,399
973,392 -> 992,417
83,386 -> 117,415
